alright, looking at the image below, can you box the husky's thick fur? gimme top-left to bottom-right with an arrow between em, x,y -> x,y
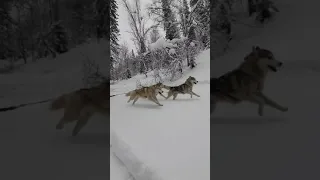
165,76 -> 200,100
50,82 -> 109,136
210,46 -> 288,116
126,83 -> 165,106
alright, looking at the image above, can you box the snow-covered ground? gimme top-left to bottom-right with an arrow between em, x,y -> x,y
212,0 -> 320,179
110,49 -> 210,180
0,0 -> 318,178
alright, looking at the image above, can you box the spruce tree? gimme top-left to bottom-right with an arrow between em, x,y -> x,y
191,0 -> 210,47
180,0 -> 190,37
161,0 -> 180,40
94,0 -> 109,40
51,22 -> 68,54
110,0 -> 120,78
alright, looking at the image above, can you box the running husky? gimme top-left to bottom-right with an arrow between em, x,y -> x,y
165,76 -> 200,100
210,46 -> 288,116
50,82 -> 109,136
126,83 -> 165,106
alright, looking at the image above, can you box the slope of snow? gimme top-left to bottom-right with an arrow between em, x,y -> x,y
111,151 -> 134,180
110,49 -> 210,180
211,0 -> 320,179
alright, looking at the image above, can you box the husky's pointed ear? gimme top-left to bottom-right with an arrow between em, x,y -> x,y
252,46 -> 260,52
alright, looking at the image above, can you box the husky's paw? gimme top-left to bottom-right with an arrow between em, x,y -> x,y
282,107 -> 288,112
159,104 -> 163,106
72,131 -> 78,136
56,123 -> 64,130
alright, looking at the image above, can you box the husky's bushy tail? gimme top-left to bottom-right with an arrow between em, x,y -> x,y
50,94 -> 67,110
210,77 -> 219,92
125,91 -> 132,96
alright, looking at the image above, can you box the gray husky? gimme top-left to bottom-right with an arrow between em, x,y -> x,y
164,76 -> 200,100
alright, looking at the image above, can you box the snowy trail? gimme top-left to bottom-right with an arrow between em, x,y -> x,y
110,50 -> 210,180
211,0 -> 320,179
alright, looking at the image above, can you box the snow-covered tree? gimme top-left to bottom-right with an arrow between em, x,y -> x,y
121,0 -> 156,54
110,0 -> 120,78
161,0 -> 180,40
50,21 -> 68,54
0,4 -> 15,60
94,0 -> 109,40
190,0 -> 210,47
179,0 -> 191,37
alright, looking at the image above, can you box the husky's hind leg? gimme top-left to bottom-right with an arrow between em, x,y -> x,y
166,91 -> 173,100
56,107 -> 78,130
56,118 -> 65,130
72,111 -> 93,136
132,96 -> 139,105
127,95 -> 135,103
173,93 -> 178,100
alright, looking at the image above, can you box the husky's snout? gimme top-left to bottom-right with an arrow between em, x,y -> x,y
158,89 -> 164,94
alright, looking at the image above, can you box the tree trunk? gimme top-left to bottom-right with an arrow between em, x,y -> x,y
54,0 -> 60,21
30,6 -> 36,61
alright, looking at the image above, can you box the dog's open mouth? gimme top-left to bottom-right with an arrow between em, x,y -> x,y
194,81 -> 198,84
268,65 -> 277,72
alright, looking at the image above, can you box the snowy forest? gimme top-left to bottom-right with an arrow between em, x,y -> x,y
0,0 -> 278,85
0,0 -> 109,63
0,0 -> 110,87
110,0 -> 278,83
111,0 -> 211,82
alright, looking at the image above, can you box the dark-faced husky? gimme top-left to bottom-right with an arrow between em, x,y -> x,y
165,76 -> 200,100
210,46 -> 288,116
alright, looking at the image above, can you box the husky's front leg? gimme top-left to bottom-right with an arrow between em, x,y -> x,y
158,92 -> 166,99
247,95 -> 266,116
258,93 -> 288,112
149,96 -> 163,106
191,91 -> 200,97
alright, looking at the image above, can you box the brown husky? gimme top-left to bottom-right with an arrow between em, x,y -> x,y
210,46 -> 288,116
126,83 -> 165,106
50,82 -> 109,136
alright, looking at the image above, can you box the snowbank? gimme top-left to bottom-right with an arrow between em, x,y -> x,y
149,37 -> 177,52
